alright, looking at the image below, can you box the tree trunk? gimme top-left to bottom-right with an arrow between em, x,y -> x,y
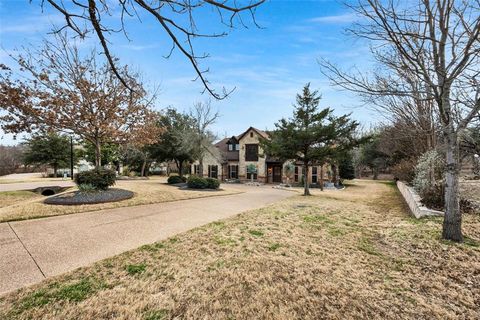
178,161 -> 184,178
332,163 -> 339,186
303,163 -> 310,196
141,159 -> 147,177
94,141 -> 101,170
140,152 -> 148,177
320,164 -> 324,191
199,158 -> 204,177
442,128 -> 462,242
53,163 -> 58,178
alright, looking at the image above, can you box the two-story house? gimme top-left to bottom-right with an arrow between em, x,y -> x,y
191,127 -> 327,185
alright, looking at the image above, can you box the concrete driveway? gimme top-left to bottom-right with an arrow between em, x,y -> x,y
0,185 -> 293,295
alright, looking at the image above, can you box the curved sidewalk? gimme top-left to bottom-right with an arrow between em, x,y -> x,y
0,185 -> 293,295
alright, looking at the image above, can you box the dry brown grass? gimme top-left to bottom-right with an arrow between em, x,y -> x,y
0,178 -> 242,222
1,180 -> 479,319
0,191 -> 42,208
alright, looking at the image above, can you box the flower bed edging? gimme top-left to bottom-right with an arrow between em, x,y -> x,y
396,181 -> 443,218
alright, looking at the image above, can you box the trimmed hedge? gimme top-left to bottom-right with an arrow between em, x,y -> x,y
187,176 -> 220,189
74,169 -> 116,191
167,175 -> 187,184
206,177 -> 220,189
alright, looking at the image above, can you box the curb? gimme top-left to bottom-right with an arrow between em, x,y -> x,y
396,181 -> 444,218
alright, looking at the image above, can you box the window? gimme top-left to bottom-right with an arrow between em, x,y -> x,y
193,165 -> 200,175
245,144 -> 259,161
208,165 -> 218,179
294,166 -> 299,182
228,143 -> 239,151
312,166 -> 318,184
250,131 -> 253,137
228,165 -> 238,179
246,171 -> 257,180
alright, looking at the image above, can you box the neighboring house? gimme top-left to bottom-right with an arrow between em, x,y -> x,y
191,126 -> 328,184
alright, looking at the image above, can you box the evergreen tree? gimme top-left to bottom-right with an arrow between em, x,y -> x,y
338,152 -> 356,180
261,84 -> 359,195
150,109 -> 198,178
23,133 -> 73,177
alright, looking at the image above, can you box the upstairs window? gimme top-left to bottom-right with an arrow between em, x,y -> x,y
245,144 -> 259,161
228,143 -> 239,151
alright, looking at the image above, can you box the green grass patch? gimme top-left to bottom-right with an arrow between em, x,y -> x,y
441,236 -> 480,248
248,229 -> 264,237
207,260 -> 225,272
144,309 -> 169,320
268,243 -> 281,251
215,236 -> 237,246
357,236 -> 382,256
126,263 -> 147,275
328,227 -> 347,237
14,277 -> 105,314
141,242 -> 166,252
302,214 -> 334,225
210,221 -> 226,228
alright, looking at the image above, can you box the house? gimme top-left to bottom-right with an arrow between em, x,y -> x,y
191,127 -> 328,184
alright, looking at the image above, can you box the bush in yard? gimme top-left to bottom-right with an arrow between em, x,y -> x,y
392,157 -> 417,183
413,150 -> 445,210
206,177 -> 220,189
187,175 -> 209,189
167,175 -> 186,184
77,183 -> 97,193
74,169 -> 116,191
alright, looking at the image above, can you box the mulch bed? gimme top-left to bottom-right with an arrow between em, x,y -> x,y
44,188 -> 134,205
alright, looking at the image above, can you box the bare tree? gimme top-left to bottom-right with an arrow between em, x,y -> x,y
320,0 -> 480,242
190,100 -> 219,177
0,145 -> 24,176
39,0 -> 265,98
0,33 -> 157,169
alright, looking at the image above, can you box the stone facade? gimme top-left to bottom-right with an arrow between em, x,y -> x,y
192,126 -> 329,184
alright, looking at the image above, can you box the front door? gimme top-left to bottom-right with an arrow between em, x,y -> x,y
273,166 -> 282,183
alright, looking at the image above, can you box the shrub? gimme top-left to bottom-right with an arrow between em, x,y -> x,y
74,169 -> 116,190
77,183 -> 97,193
413,150 -> 445,209
187,175 -> 209,189
167,175 -> 186,184
206,177 -> 220,189
392,158 -> 417,183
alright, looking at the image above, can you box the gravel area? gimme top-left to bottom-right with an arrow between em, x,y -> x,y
44,188 -> 134,205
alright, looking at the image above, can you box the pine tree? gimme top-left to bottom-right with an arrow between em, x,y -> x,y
23,133 -> 73,177
261,84 -> 360,195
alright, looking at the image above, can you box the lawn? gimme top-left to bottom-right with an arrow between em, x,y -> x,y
1,180 -> 479,319
0,191 -> 42,208
0,178 -> 242,222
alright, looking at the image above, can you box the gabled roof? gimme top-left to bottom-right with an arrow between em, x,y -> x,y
236,126 -> 269,141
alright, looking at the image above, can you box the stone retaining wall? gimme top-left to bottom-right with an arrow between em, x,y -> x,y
396,181 -> 444,219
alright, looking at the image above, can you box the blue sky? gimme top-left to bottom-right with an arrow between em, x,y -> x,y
0,0 -> 378,144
